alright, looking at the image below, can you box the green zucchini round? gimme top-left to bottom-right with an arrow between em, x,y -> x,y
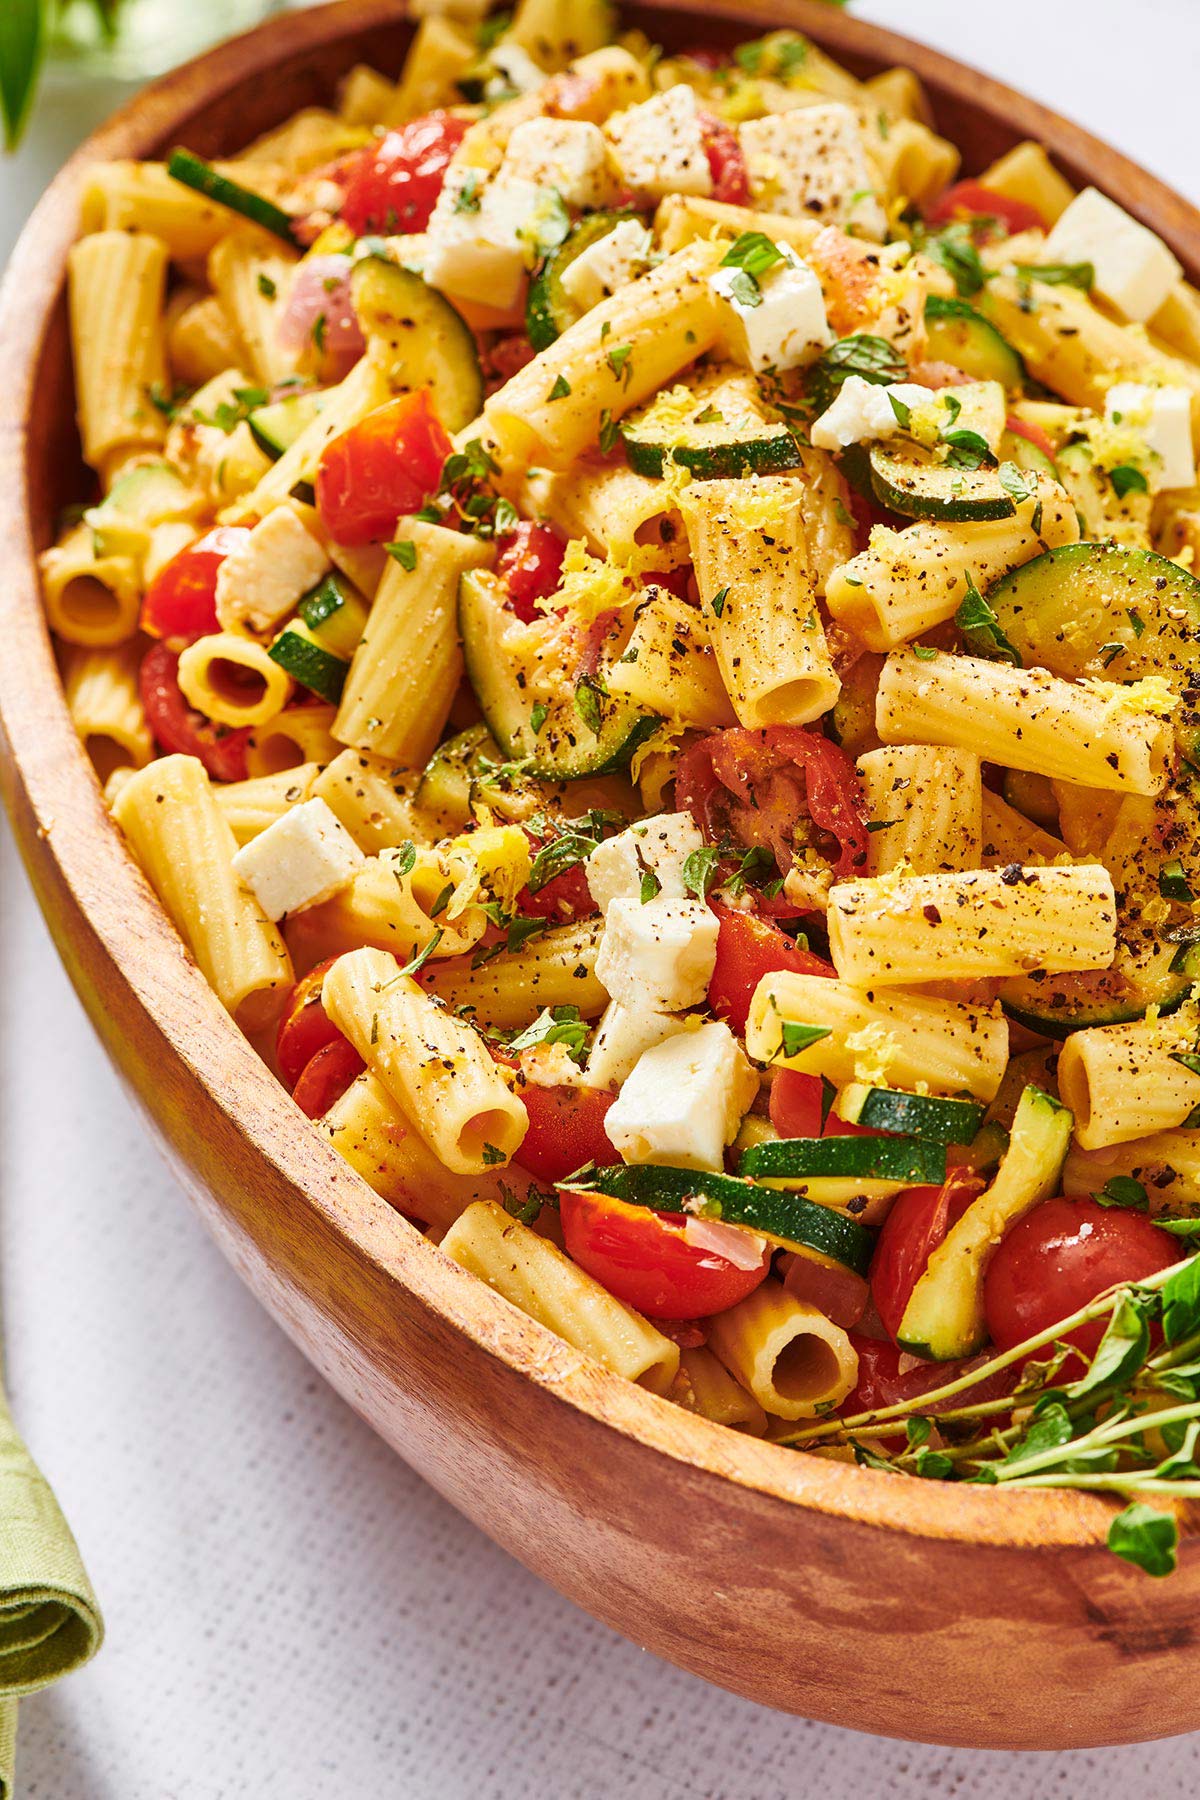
868,443 -> 1016,522
924,295 -> 1025,389
526,211 -> 637,352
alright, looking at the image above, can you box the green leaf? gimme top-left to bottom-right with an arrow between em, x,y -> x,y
0,0 -> 44,151
506,1003 -> 589,1063
926,224 -> 988,298
998,461 -> 1037,504
810,334 -> 907,413
1107,1503 -> 1178,1577
385,540 -> 417,571
720,231 -> 787,284
393,840 -> 417,878
396,927 -> 443,978
1067,1293 -> 1149,1401
887,392 -> 912,430
548,374 -> 571,402
574,675 -> 606,735
1110,464 -> 1149,500
639,868 -> 661,903
998,1400 -> 1075,1471
1014,261 -> 1095,292
942,429 -> 997,471
954,574 -> 1022,666
1161,1255 -> 1200,1345
1096,1176 -> 1149,1211
710,586 -> 729,619
681,843 -> 720,901
914,1449 -> 954,1480
1159,859 -> 1195,902
778,1020 -> 833,1060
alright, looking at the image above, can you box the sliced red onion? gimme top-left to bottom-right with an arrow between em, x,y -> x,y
276,255 -> 365,373
682,1214 -> 769,1271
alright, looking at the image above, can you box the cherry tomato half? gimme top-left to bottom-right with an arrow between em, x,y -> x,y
870,1170 -> 982,1343
138,641 -> 250,783
698,109 -> 750,205
139,526 -> 250,646
983,1196 -> 1180,1359
513,1083 -> 618,1185
276,955 -> 345,1088
315,392 -> 452,545
495,520 -> 567,623
842,1334 -> 1014,1417
924,179 -> 1046,238
707,902 -> 835,1036
338,111 -> 469,235
559,1188 -> 771,1318
292,1037 -> 365,1119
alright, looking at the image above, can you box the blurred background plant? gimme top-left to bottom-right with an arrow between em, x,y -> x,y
1,0 -> 282,148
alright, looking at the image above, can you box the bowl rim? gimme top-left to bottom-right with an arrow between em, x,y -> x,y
3,0 -> 1199,1559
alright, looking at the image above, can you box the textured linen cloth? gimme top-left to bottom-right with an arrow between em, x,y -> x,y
3,3 -> 1200,1795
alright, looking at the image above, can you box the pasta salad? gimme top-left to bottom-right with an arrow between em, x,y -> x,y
43,0 -> 1200,1573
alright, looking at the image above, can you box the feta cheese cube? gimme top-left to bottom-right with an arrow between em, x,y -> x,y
423,174 -> 546,309
214,504 -> 330,635
1105,383 -> 1196,491
586,812 -> 706,912
603,1020 -> 759,1171
502,117 -> 615,210
710,247 -> 832,374
739,105 -> 887,240
810,375 -> 936,451
586,1000 -> 687,1089
232,798 -> 365,920
1041,187 -> 1182,323
604,86 -> 713,202
559,218 -> 653,312
595,896 -> 718,1013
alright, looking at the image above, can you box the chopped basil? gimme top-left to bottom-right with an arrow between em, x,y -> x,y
548,374 -> 572,401
954,574 -> 1022,666
385,540 -> 418,571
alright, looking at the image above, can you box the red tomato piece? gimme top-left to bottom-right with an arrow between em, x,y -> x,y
292,1037 -> 366,1119
769,1068 -> 826,1139
782,1251 -> 868,1330
139,526 -> 250,647
559,1188 -> 771,1319
870,1170 -> 983,1342
676,725 -> 870,880
138,641 -> 250,783
276,955 -> 346,1088
983,1196 -> 1180,1360
518,831 -> 597,923
708,903 -> 835,1035
842,1334 -> 1013,1417
698,110 -> 751,204
315,391 -> 452,544
925,179 -> 1046,238
1004,412 -> 1057,462
337,111 -> 468,235
514,1083 -> 618,1184
495,520 -> 567,623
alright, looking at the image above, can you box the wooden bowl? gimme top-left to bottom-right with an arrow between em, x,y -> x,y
3,0 -> 1200,1751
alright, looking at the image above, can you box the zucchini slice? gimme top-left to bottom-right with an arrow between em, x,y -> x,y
998,428 -> 1058,479
833,1085 -> 985,1145
738,1134 -> 947,1185
526,211 -> 639,351
923,295 -> 1024,389
167,148 -> 299,246
458,569 -> 658,780
620,368 -> 801,480
248,390 -> 326,462
268,624 -> 349,704
564,1165 -> 875,1274
297,572 -> 369,659
416,725 -> 500,827
868,443 -> 1016,522
350,255 -> 483,431
897,1086 -> 1072,1359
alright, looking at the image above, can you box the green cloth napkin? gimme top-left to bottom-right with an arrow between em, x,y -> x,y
0,1380 -> 102,1796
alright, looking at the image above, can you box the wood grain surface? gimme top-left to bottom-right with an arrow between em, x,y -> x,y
2,0 -> 1199,1750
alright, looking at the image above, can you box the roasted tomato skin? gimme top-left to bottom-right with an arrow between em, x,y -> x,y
559,1188 -> 771,1319
984,1196 -> 1180,1359
276,955 -> 347,1089
292,1038 -> 365,1119
139,526 -> 250,646
495,521 -> 567,623
513,1084 -> 618,1185
869,1172 -> 983,1343
707,903 -> 835,1035
337,111 -> 469,234
924,180 -> 1046,238
315,392 -> 452,545
138,642 -> 251,783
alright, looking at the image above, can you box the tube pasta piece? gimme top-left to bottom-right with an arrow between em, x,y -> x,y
868,116 -> 959,209
385,14 -> 476,122
683,477 -> 839,728
235,108 -> 369,173
177,632 -> 294,729
442,1200 -> 680,1393
863,66 -> 935,126
983,275 -> 1200,436
334,520 -> 493,763
1058,1007 -> 1200,1151
856,745 -> 981,876
529,457 -> 684,562
653,194 -> 823,260
980,790 -> 1070,868
112,755 -> 293,1030
1151,282 -> 1200,366
826,864 -> 1118,986
825,479 -> 1079,652
167,293 -> 247,388
40,524 -> 142,648
605,587 -> 736,728
79,160 -> 237,258
214,764 -> 321,846
1063,1131 -> 1200,1214
284,843 -> 486,975
794,448 -> 856,596
310,750 -> 438,855
323,947 -> 527,1174
747,971 -> 1008,1101
978,141 -> 1076,225
876,651 -> 1176,797
245,706 -> 341,778
423,918 -> 608,1029
480,240 -> 727,472
207,234 -> 299,388
62,642 -> 154,782
675,1346 -> 768,1435
68,231 -> 169,476
705,1278 -> 858,1422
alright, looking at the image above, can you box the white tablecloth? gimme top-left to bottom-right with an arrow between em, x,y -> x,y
3,4 -> 1199,1792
